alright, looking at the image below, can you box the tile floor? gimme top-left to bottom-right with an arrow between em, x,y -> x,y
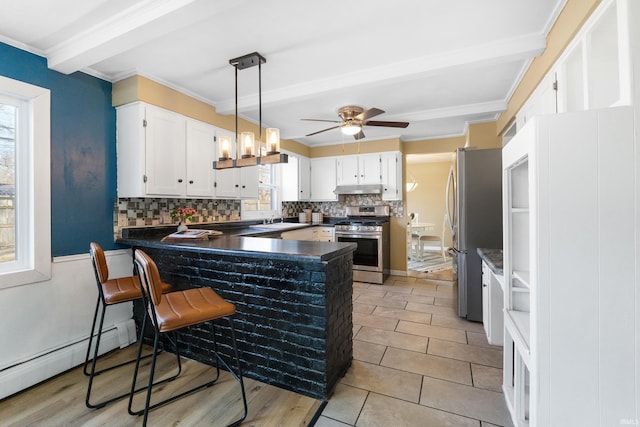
317,271 -> 514,427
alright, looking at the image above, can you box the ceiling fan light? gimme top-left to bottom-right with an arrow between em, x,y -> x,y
341,123 -> 362,136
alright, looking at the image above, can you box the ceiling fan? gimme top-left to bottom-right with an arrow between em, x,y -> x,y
302,106 -> 409,140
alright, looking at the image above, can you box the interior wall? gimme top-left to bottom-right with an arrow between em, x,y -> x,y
406,161 -> 453,249
0,42 -> 132,399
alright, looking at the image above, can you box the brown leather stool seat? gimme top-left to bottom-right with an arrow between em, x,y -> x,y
128,249 -> 247,427
85,242 -> 172,409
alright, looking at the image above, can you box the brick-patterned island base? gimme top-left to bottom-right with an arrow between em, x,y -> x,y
121,233 -> 355,401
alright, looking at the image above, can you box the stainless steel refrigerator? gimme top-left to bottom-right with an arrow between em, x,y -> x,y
446,147 -> 502,322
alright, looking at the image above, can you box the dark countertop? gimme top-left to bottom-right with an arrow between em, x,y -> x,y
118,220 -> 355,262
477,248 -> 503,275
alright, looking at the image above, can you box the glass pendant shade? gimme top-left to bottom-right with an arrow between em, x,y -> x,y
218,135 -> 231,160
266,128 -> 280,154
241,131 -> 256,158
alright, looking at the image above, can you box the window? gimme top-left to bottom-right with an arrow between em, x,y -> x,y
0,76 -> 51,289
242,164 -> 280,220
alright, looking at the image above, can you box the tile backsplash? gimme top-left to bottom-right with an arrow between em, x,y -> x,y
115,195 -> 403,238
282,195 -> 403,218
114,197 -> 241,234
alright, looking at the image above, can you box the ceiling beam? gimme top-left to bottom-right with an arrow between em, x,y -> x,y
215,34 -> 546,114
46,0 -> 204,74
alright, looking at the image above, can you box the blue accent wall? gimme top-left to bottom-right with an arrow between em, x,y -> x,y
0,42 -> 117,256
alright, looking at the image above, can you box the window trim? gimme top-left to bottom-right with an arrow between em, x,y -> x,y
241,163 -> 281,221
0,76 -> 51,289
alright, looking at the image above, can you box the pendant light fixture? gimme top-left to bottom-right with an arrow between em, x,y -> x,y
213,52 -> 288,169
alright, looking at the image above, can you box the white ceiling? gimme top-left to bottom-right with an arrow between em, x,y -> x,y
0,0 -> 566,147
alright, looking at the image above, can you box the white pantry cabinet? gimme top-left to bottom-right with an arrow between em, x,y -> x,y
310,157 -> 337,201
336,153 -> 381,186
116,102 -> 216,198
502,107 -> 638,427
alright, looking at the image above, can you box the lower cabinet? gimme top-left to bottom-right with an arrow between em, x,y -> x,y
281,226 -> 334,242
481,261 -> 504,346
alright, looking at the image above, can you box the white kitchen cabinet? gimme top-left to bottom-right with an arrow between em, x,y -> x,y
281,226 -> 334,242
214,166 -> 258,199
507,0 -> 639,146
185,119 -> 216,197
280,153 -> 310,201
380,151 -> 402,201
481,260 -> 504,346
213,128 -> 259,199
336,154 -> 381,186
116,102 -> 217,198
502,107 -> 638,427
117,102 -> 184,197
280,227 -> 315,241
316,226 -> 334,242
310,157 -> 337,201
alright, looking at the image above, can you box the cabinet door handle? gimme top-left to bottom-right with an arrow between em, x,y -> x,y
189,180 -> 194,184
242,185 -> 246,188
178,179 -> 183,183
235,184 -> 239,188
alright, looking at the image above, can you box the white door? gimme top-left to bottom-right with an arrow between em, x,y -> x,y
298,156 -> 311,201
310,157 -> 337,200
358,153 -> 381,185
380,152 -> 401,200
186,119 -> 215,197
336,155 -> 359,185
215,168 -> 239,198
239,166 -> 259,198
144,105 -> 186,196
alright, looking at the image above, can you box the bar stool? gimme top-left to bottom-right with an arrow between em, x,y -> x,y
129,249 -> 247,427
85,242 -> 173,409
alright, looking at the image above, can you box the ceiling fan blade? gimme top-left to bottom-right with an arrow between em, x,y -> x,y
355,107 -> 384,121
364,120 -> 409,128
301,118 -> 342,123
306,125 -> 341,137
353,130 -> 366,140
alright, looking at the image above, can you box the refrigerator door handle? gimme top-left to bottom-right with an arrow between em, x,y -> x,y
445,166 -> 456,235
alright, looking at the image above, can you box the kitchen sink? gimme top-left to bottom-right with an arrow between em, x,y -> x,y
249,222 -> 308,230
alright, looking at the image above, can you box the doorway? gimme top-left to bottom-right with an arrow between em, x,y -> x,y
406,153 -> 454,278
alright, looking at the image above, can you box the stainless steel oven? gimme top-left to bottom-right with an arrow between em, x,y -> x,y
335,206 -> 390,284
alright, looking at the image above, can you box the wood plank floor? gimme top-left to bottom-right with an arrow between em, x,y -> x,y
0,345 -> 323,427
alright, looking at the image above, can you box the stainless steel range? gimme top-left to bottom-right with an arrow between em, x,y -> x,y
335,205 -> 390,284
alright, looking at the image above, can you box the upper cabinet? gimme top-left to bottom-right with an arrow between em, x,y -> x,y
116,102 -> 216,198
336,153 -> 381,186
281,151 -> 402,201
213,127 -> 259,199
380,152 -> 402,201
310,157 -> 337,201
280,153 -> 310,201
185,119 -> 216,197
512,0 -> 639,140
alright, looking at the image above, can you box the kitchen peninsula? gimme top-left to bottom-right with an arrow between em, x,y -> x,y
117,224 -> 356,400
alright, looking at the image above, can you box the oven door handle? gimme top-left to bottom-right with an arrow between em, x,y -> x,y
336,233 -> 382,239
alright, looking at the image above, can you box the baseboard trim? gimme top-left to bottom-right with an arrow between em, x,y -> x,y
0,323 -> 132,400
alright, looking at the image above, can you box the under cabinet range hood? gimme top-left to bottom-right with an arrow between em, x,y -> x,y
333,184 -> 383,195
